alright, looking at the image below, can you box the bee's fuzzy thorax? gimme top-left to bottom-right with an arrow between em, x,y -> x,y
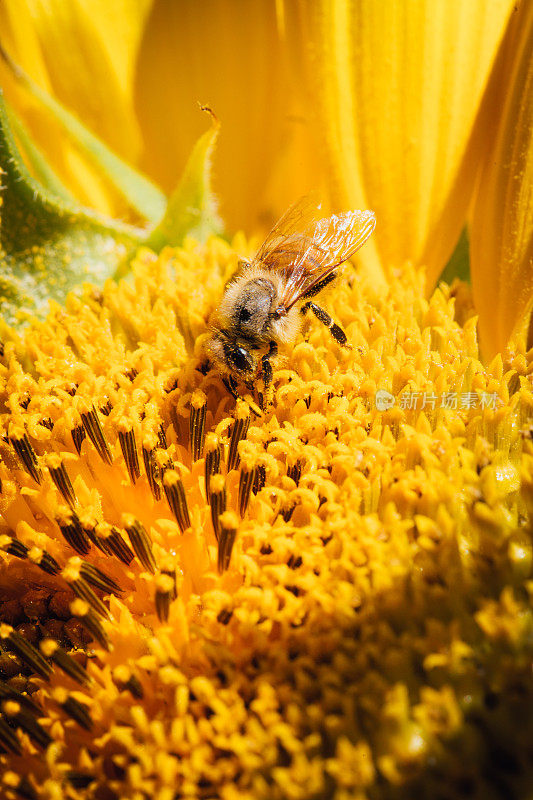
214,264 -> 285,330
208,265 -> 301,372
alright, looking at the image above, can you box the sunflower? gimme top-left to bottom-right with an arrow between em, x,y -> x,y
0,2 -> 532,800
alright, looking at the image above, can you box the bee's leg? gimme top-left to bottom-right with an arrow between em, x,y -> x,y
300,270 -> 337,300
223,375 -> 240,400
301,301 -> 349,347
197,359 -> 211,375
223,375 -> 262,417
260,341 -> 278,410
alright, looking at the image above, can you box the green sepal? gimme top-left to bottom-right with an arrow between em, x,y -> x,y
0,45 -> 166,224
439,227 -> 471,285
6,100 -> 75,204
143,109 -> 223,255
0,90 -> 145,327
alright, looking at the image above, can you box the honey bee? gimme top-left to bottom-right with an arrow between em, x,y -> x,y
206,196 -> 376,406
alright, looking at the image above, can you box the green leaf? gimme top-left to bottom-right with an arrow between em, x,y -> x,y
144,108 -> 223,254
0,90 -> 145,327
439,227 -> 471,285
0,44 -> 166,224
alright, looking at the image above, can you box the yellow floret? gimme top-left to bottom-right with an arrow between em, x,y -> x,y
0,237 -> 532,799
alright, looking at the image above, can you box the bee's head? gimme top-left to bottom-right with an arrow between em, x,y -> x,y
206,330 -> 257,379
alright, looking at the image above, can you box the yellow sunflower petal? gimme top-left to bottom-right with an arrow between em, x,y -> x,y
0,0 -> 152,215
287,0 -> 515,285
0,45 -> 166,223
470,1 -> 533,359
134,0 -> 313,235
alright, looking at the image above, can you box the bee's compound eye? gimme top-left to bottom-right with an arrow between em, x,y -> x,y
224,343 -> 254,374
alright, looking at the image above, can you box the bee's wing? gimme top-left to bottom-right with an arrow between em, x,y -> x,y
255,196 -> 321,259
254,197 -> 376,311
280,209 -> 377,310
